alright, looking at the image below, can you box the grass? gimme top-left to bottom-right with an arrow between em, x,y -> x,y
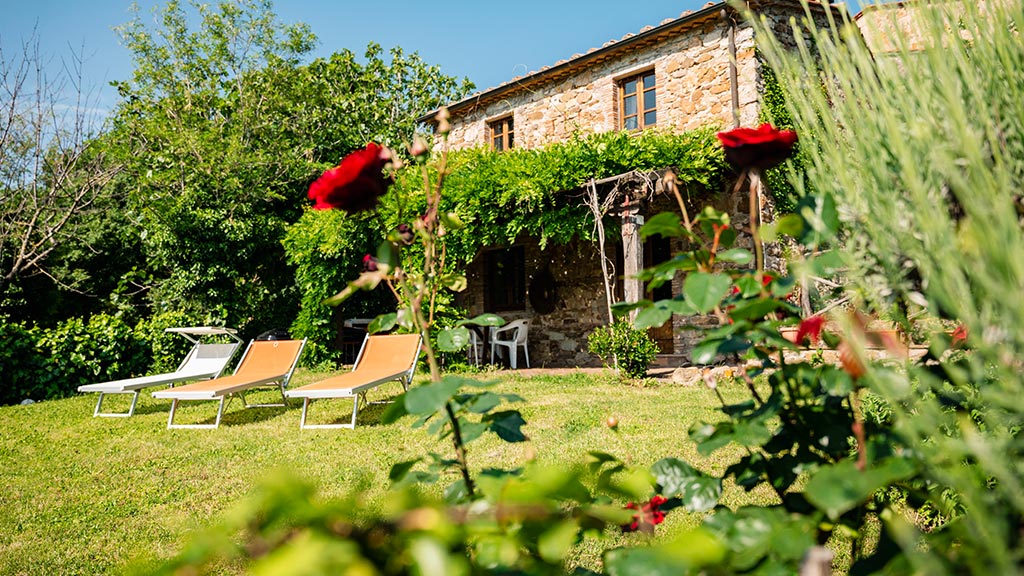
0,368 -> 776,575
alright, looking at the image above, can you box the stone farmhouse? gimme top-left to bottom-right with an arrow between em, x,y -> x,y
419,0 -> 854,368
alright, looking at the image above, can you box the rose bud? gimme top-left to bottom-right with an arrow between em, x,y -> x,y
397,223 -> 414,245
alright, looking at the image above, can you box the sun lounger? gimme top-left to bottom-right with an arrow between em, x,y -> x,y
152,338 -> 306,429
285,333 -> 421,429
77,327 -> 242,417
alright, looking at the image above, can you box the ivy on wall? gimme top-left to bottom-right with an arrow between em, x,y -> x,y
388,127 -> 728,266
284,126 -> 728,364
759,57 -> 810,214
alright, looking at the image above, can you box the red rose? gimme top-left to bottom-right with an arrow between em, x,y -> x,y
951,324 -> 968,348
716,123 -> 798,170
795,315 -> 825,346
308,143 -> 391,213
621,495 -> 669,533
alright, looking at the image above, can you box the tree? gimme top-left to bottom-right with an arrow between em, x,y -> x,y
0,31 -> 122,301
110,0 -> 472,335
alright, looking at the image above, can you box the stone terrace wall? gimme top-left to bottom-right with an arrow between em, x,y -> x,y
460,238 -> 612,368
444,18 -> 760,151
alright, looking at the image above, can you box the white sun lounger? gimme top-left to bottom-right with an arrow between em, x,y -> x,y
152,338 -> 306,429
285,333 -> 421,429
77,327 -> 242,417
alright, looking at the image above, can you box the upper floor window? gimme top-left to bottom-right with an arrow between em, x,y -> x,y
489,116 -> 515,151
620,71 -> 656,131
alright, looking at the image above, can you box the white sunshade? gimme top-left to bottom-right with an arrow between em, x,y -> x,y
164,326 -> 243,343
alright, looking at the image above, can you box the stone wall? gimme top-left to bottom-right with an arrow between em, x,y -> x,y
460,237 -> 612,368
444,18 -> 760,151
441,1 -> 846,369
457,185 -> 781,369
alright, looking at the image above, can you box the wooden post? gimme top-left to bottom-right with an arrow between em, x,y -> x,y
622,197 -> 644,319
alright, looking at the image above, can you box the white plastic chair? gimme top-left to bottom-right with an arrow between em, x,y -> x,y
490,319 -> 530,369
467,329 -> 484,366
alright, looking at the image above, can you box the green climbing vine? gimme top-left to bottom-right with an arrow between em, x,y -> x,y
759,56 -> 811,214
284,126 -> 728,364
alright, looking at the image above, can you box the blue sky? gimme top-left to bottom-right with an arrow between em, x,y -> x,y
1,0 -> 866,115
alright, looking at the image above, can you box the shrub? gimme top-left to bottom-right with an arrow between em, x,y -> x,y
588,321 -> 659,379
134,310 -> 200,373
0,321 -> 45,404
34,314 -> 149,400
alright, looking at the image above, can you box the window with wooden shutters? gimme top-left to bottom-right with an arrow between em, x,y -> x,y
619,70 -> 657,131
489,116 -> 515,151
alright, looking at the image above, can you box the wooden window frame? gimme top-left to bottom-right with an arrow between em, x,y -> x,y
618,70 -> 657,131
488,115 -> 515,151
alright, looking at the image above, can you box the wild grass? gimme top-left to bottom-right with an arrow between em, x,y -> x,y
0,368 -> 780,575
754,1 -> 1024,572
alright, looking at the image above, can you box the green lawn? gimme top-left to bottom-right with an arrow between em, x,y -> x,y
0,368 -> 776,574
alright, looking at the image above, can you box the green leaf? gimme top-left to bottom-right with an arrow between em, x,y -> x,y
819,367 -> 855,396
380,393 -> 409,424
466,391 -> 502,414
806,249 -> 844,276
437,326 -> 471,352
651,457 -> 722,513
640,212 -> 688,240
441,273 -> 467,292
588,451 -> 622,466
805,458 -> 918,520
367,312 -> 397,334
733,275 -> 762,297
458,313 -> 505,327
716,248 -> 753,264
775,213 -> 805,238
323,271 -> 385,306
376,240 -> 399,269
585,503 -> 635,525
703,507 -> 794,571
474,535 -> 520,569
458,420 -> 488,444
538,520 -> 579,563
690,418 -> 773,456
404,378 -> 463,415
634,305 -> 672,330
728,298 -> 783,322
684,272 -> 732,313
691,339 -> 723,365
662,297 -> 696,315
611,299 -> 652,318
440,211 -> 466,230
389,458 -> 422,482
605,528 -> 725,575
444,479 -> 470,503
486,410 -> 527,442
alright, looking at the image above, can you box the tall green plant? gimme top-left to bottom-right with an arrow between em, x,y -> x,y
753,1 -> 1024,572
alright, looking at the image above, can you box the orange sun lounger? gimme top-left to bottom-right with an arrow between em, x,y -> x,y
285,333 -> 421,429
152,338 -> 306,429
